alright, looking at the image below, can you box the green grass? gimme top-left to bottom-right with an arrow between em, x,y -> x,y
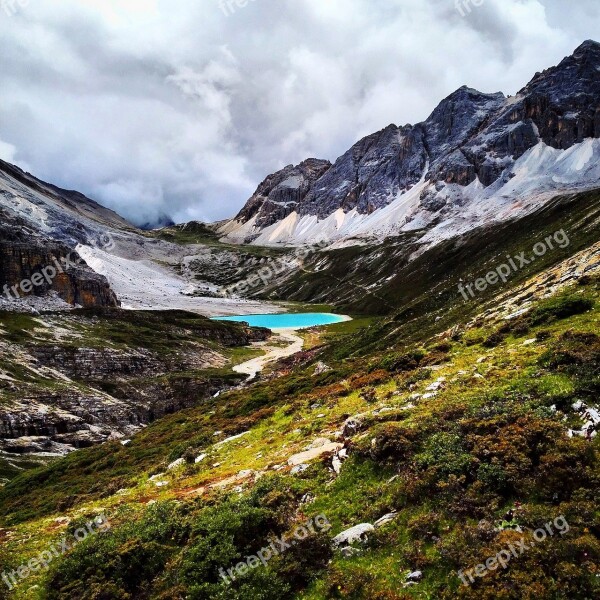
1,195 -> 600,598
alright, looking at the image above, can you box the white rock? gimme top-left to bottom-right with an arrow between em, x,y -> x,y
426,378 -> 446,391
332,456 -> 343,474
374,512 -> 397,528
333,523 -> 375,547
167,458 -> 186,470
288,443 -> 343,467
309,438 -> 334,449
214,431 -> 250,447
291,464 -> 309,475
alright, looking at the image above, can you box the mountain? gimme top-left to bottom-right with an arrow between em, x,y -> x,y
1,40 -> 600,600
0,158 -> 285,315
2,189 -> 599,599
0,162 -> 281,465
0,159 -> 131,310
221,40 -> 600,246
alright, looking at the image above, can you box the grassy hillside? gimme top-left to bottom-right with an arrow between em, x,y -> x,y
268,189 -> 600,317
0,217 -> 599,598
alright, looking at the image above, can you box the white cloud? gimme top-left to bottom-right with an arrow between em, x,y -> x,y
0,0 -> 598,226
0,139 -> 17,163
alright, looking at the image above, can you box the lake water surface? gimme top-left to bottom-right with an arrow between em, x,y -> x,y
213,313 -> 348,329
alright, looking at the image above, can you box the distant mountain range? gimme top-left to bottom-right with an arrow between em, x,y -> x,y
1,40 -> 599,313
220,40 -> 600,246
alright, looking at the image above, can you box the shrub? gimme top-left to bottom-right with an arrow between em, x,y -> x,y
530,294 -> 594,325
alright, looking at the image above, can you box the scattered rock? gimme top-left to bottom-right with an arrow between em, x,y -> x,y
342,415 -> 365,438
405,570 -> 423,583
291,464 -> 309,475
167,458 -> 185,470
374,512 -> 398,528
426,377 -> 446,391
214,431 -> 249,447
314,361 -> 332,375
309,438 -> 334,449
332,456 -> 343,474
288,442 -> 343,467
332,523 -> 375,548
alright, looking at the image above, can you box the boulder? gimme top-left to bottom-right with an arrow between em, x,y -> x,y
332,523 -> 375,548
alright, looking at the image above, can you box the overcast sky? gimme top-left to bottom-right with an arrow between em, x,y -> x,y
0,0 -> 598,226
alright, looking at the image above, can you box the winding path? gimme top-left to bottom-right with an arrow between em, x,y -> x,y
233,330 -> 304,380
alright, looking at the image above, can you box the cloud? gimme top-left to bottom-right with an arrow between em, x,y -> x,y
0,0 -> 598,226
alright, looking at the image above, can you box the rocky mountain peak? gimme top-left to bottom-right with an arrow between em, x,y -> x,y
234,158 -> 332,227
573,39 -> 600,57
424,86 -> 505,162
226,41 -> 600,244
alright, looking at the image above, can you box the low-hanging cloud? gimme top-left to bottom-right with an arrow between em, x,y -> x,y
0,0 -> 598,227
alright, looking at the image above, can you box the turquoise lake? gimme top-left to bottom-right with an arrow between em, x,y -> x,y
213,313 -> 347,329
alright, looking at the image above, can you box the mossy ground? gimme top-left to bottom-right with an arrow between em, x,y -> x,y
0,268 -> 599,599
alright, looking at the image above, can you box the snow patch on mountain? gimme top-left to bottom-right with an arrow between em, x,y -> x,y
220,138 -> 600,249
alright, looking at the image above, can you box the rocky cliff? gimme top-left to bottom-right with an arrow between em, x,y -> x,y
225,40 -> 600,244
0,309 -> 270,465
0,211 -> 119,308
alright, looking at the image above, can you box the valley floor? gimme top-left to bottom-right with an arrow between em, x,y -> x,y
1,240 -> 599,599
233,330 -> 305,380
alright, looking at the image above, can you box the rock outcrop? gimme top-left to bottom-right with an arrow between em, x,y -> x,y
0,310 -> 271,457
228,40 -> 600,237
236,158 -> 332,227
0,240 -> 119,308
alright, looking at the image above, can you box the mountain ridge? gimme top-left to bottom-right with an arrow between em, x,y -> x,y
222,40 -> 600,246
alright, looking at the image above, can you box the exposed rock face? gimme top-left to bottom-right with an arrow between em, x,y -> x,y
302,124 -> 428,217
0,310 -> 271,456
0,159 -> 126,309
236,158 -> 332,227
0,159 -> 132,240
231,40 -> 600,232
0,216 -> 119,308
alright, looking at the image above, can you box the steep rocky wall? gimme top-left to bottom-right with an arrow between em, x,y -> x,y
0,240 -> 119,308
233,41 -> 600,230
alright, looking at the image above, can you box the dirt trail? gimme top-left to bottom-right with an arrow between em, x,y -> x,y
233,329 -> 304,380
